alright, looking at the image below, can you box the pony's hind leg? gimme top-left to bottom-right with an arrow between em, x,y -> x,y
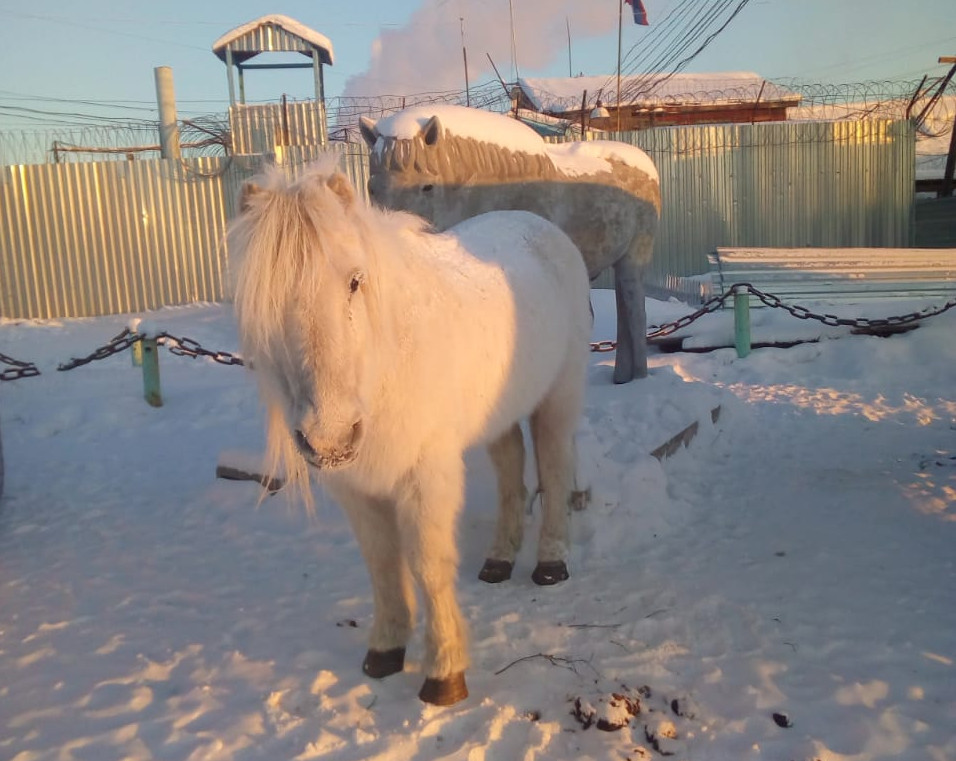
396,450 -> 470,705
336,490 -> 416,679
612,255 -> 649,383
529,380 -> 583,585
479,423 -> 527,583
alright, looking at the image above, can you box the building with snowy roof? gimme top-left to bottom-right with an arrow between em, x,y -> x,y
514,72 -> 801,132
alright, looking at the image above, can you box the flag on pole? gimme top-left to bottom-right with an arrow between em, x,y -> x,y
624,0 -> 649,25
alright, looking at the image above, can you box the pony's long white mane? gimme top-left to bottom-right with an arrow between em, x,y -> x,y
229,155 -> 429,507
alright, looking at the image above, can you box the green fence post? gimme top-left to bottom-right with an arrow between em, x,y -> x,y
734,286 -> 751,358
141,337 -> 163,407
131,338 -> 143,367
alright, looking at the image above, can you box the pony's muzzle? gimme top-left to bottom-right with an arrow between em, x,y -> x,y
294,420 -> 364,469
294,429 -> 317,458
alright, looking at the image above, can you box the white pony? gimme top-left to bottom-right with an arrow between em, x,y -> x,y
229,156 -> 591,706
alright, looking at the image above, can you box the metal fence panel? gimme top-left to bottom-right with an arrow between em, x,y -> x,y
0,145 -> 363,320
1,121 -> 915,319
620,119 -> 915,285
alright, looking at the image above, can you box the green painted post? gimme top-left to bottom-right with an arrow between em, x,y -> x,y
131,338 -> 143,367
734,287 -> 752,358
141,337 -> 163,407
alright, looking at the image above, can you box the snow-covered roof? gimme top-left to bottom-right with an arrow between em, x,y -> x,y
519,72 -> 800,113
372,104 -> 659,181
212,14 -> 334,66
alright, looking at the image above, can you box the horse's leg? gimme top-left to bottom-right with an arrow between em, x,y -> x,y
337,490 -> 416,679
396,452 -> 469,705
612,254 -> 649,383
479,422 -> 527,583
529,379 -> 582,586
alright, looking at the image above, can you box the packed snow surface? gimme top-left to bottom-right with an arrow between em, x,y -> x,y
1,291 -> 954,760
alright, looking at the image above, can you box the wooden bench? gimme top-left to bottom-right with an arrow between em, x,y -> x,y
708,247 -> 956,305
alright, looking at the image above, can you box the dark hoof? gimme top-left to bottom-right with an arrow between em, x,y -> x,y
532,560 -> 569,586
419,672 -> 468,706
478,558 -> 513,583
362,647 -> 406,679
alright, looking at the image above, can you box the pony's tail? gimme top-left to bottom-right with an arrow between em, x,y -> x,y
263,403 -> 316,514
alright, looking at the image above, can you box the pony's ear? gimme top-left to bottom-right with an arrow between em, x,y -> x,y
359,116 -> 379,148
420,115 -> 443,146
326,172 -> 355,208
240,181 -> 266,212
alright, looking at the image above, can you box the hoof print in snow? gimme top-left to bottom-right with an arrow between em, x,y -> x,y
669,696 -> 696,719
571,689 -> 643,732
643,721 -> 678,756
772,711 -> 793,728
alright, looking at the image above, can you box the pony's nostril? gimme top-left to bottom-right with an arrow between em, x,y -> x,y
350,420 -> 364,447
294,429 -> 316,457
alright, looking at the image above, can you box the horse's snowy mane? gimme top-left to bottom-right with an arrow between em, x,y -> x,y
378,132 -> 562,184
228,155 -> 430,507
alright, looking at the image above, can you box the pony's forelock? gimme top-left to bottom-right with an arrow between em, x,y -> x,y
230,155 -> 425,509
230,156 -> 353,509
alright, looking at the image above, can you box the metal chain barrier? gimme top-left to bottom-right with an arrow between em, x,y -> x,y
0,351 -> 41,382
156,333 -> 245,367
589,284 -> 956,352
56,328 -> 142,371
57,330 -> 244,372
735,282 -> 956,330
7,285 -> 956,373
590,291 -> 733,352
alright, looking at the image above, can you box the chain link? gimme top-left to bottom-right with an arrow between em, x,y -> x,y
57,328 -> 142,371
156,332 -> 245,366
0,351 -> 41,381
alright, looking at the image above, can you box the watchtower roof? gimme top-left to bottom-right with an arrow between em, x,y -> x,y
212,14 -> 334,66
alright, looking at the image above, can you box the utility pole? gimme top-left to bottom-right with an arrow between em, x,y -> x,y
461,17 -> 470,106
616,0 -> 623,132
939,56 -> 956,197
154,66 -> 181,160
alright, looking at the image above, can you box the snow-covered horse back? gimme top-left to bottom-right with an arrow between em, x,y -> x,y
229,155 -> 591,706
360,105 -> 660,383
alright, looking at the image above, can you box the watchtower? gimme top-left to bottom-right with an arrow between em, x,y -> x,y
213,14 -> 335,154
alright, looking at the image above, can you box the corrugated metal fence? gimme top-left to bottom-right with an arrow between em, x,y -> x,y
593,119 -> 915,293
1,144 -> 368,319
1,120 -> 913,320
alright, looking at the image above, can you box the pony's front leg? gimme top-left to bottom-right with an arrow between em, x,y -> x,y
612,255 -> 649,383
396,452 -> 469,706
479,423 -> 527,583
334,487 -> 416,680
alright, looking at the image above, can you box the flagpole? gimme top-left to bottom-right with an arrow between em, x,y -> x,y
566,17 -> 572,77
509,0 -> 519,81
616,0 -> 623,132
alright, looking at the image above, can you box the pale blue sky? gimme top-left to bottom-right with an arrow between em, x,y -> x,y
0,0 -> 953,129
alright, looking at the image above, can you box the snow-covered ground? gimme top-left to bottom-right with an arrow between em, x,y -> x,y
1,290 -> 954,761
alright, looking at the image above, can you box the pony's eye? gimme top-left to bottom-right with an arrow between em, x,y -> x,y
349,272 -> 364,294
